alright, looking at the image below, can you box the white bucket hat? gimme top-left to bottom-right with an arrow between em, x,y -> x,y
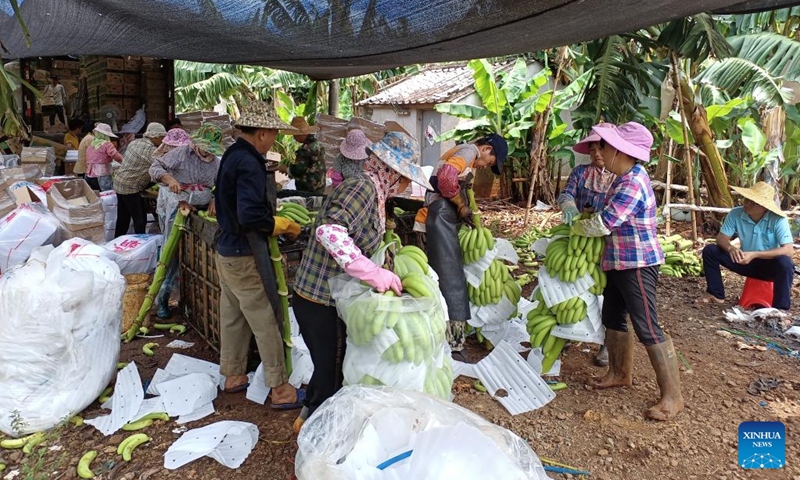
93,123 -> 118,138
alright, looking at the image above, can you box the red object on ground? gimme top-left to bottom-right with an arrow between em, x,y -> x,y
739,277 -> 774,309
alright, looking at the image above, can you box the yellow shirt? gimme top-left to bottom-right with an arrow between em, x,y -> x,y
75,133 -> 94,175
64,132 -> 80,150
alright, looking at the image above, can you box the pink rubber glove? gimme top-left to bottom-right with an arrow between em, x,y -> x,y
344,255 -> 403,295
330,170 -> 344,188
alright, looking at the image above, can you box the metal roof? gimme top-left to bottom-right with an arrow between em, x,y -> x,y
357,64 -> 484,106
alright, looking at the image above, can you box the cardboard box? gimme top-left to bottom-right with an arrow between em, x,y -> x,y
61,223 -> 105,244
21,146 -> 56,165
46,179 -> 104,230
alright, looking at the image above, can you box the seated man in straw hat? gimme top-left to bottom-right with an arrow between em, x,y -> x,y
697,181 -> 794,310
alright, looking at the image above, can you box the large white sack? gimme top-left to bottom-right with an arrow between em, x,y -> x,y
0,242 -> 125,436
102,234 -> 163,274
0,203 -> 60,273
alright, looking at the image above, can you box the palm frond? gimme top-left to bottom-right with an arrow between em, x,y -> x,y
175,72 -> 246,112
696,57 -> 793,106
657,14 -> 731,62
727,33 -> 800,81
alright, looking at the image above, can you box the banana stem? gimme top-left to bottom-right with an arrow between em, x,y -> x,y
267,236 -> 293,376
466,187 -> 483,228
124,205 -> 189,342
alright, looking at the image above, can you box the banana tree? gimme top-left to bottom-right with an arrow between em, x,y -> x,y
435,58 -> 573,202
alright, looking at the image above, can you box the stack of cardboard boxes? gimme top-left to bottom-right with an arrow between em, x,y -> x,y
47,179 -> 105,243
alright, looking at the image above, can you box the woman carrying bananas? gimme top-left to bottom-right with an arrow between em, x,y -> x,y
414,134 -> 508,354
570,122 -> 683,421
292,132 -> 433,432
558,127 -> 616,366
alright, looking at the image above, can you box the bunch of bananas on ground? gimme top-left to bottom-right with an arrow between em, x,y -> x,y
467,259 -> 520,309
658,235 -> 702,277
458,225 -> 495,264
275,202 -> 312,226
512,228 -> 545,268
543,225 -> 604,284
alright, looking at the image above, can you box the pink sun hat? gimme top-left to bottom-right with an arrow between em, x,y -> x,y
592,122 -> 653,162
573,122 -> 616,154
162,128 -> 191,147
339,129 -> 371,160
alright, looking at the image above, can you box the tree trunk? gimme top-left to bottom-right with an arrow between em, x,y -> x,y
678,79 -> 733,208
761,106 -> 785,206
328,79 -> 339,116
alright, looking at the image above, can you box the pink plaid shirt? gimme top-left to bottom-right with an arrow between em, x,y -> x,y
600,163 -> 664,271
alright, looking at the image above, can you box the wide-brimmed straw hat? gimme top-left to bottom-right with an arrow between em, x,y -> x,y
290,116 -> 319,135
93,123 -> 117,138
235,100 -> 298,132
732,181 -> 785,217
162,128 -> 191,147
340,129 -> 371,160
143,122 -> 167,138
592,122 -> 653,162
190,123 -> 224,156
369,132 -> 433,191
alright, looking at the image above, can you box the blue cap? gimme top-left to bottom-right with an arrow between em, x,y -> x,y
484,133 -> 508,175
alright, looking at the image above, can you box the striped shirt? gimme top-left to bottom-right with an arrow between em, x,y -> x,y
600,163 -> 664,271
149,145 -> 219,187
293,174 -> 383,306
113,138 -> 156,195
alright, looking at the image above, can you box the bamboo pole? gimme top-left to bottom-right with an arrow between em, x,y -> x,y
664,140 -> 674,236
671,54 -> 698,242
267,236 -> 293,376
124,203 -> 190,342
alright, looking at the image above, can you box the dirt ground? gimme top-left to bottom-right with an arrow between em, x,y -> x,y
4,206 -> 800,480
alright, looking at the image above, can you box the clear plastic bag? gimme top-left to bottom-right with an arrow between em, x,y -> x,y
329,270 -> 452,400
295,385 -> 551,480
0,243 -> 125,436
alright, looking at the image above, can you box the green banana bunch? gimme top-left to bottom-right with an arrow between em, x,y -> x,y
659,250 -> 703,277
393,245 -> 430,278
422,364 -> 454,399
526,310 -> 557,349
458,225 -> 495,265
467,259 -> 519,314
551,296 -> 588,325
587,263 -> 607,295
542,223 -> 605,284
541,335 -> 567,374
527,288 -> 569,373
547,223 -> 571,237
275,202 -> 312,226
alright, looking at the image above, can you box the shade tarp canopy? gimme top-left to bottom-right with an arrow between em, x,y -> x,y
2,0 -> 799,79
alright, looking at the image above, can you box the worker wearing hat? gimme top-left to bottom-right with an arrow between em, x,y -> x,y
213,100 -> 304,408
416,133 -> 508,354
697,181 -> 794,310
287,116 -> 326,195
561,125 -> 617,367
571,122 -> 683,422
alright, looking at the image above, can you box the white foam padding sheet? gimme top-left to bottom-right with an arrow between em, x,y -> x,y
86,362 -> 145,435
164,421 -> 259,470
536,265 -> 594,308
473,341 -> 555,415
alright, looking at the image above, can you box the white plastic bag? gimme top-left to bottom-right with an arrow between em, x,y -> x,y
295,385 -> 551,480
0,242 -> 125,436
329,270 -> 452,400
102,234 -> 164,274
0,203 -> 60,273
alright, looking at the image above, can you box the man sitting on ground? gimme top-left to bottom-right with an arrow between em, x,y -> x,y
697,181 -> 794,311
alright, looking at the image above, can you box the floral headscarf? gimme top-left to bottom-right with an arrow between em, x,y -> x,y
91,132 -> 110,149
155,128 -> 191,157
331,153 -> 365,187
363,153 -> 405,233
190,123 -> 224,158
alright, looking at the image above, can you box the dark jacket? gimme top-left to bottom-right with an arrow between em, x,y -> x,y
214,138 -> 275,256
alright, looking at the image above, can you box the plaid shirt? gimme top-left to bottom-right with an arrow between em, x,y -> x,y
293,174 -> 383,305
557,164 -> 611,213
113,138 -> 156,195
600,163 -> 664,271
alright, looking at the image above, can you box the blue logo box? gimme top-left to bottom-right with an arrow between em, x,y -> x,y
738,421 -> 786,469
